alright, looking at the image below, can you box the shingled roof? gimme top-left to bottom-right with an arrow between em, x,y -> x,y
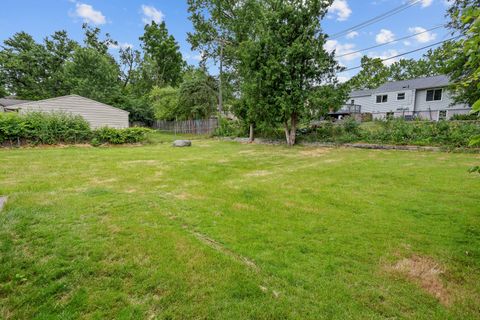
375,75 -> 450,93
349,75 -> 451,98
0,98 -> 32,107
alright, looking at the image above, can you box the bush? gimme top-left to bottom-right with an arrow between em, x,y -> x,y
23,112 -> 91,144
451,113 -> 479,121
0,112 -> 91,145
0,111 -> 152,147
342,117 -> 360,136
92,127 -> 152,145
214,118 -> 246,137
0,113 -> 25,144
297,118 -> 480,148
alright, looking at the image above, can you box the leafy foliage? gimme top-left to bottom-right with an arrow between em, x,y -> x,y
139,21 -> 185,90
177,68 -> 218,120
0,112 -> 90,145
92,127 -> 152,145
444,0 -> 480,107
149,86 -> 180,120
298,119 -> 480,148
0,112 -> 151,146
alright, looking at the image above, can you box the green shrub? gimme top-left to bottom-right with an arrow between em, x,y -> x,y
1,111 -> 151,147
0,112 -> 91,145
342,117 -> 360,136
214,118 -> 246,137
22,112 -> 91,144
297,119 -> 480,148
0,113 -> 25,144
92,127 -> 152,145
451,113 -> 479,121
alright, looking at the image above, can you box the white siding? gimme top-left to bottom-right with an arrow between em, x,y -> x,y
16,95 -> 129,129
350,90 -> 415,113
414,88 -> 467,112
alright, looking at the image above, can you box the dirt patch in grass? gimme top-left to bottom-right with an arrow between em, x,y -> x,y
299,148 -> 330,157
388,255 -> 450,305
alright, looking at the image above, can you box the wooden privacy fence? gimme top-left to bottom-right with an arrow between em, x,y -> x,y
152,118 -> 219,135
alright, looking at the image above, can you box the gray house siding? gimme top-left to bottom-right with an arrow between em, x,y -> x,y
13,95 -> 129,129
414,88 -> 466,112
348,76 -> 471,120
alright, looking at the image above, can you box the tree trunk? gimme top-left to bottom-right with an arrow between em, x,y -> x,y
249,124 -> 255,143
284,113 -> 297,147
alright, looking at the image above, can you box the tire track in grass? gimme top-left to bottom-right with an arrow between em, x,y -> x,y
163,210 -> 283,298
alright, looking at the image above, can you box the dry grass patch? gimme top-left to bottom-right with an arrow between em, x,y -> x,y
388,255 -> 451,305
299,148 -> 331,157
245,170 -> 272,177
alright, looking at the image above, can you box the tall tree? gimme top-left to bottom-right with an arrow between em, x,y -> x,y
63,47 -> 121,105
347,56 -> 390,90
444,0 -> 480,108
139,21 -> 185,90
177,68 -> 218,120
119,46 -> 141,89
0,32 -> 52,99
240,0 -> 340,146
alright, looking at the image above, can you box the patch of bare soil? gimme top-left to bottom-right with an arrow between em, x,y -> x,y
389,255 -> 450,305
299,148 -> 330,157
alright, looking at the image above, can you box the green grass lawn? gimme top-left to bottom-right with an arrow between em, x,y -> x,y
0,139 -> 479,319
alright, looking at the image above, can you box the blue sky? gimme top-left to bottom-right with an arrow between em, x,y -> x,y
0,0 -> 452,80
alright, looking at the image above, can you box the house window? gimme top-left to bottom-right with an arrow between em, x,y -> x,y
397,93 -> 405,100
426,89 -> 442,101
350,99 -> 355,105
376,95 -> 388,103
438,110 -> 447,121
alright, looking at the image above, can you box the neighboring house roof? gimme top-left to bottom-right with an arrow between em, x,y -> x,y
8,95 -> 129,114
349,75 -> 451,97
0,98 -> 32,107
375,75 -> 450,93
350,89 -> 373,98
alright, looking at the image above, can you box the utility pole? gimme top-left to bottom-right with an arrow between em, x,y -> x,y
218,40 -> 224,114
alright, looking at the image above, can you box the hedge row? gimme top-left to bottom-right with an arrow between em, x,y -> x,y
298,118 -> 480,148
0,112 -> 151,146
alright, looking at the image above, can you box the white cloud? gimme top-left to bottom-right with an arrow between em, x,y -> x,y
184,52 -> 203,62
346,31 -> 359,39
375,29 -> 395,44
337,75 -> 352,83
109,42 -> 134,50
420,0 -> 433,7
74,3 -> 106,25
369,49 -> 400,66
403,40 -> 412,46
141,5 -> 165,24
329,0 -> 352,21
408,26 -> 437,43
325,39 -> 362,62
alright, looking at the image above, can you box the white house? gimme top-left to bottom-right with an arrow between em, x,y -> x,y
346,75 -> 471,121
2,95 -> 130,129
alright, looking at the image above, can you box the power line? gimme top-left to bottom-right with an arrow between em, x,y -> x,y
336,25 -> 445,58
329,0 -> 422,40
338,36 -> 461,73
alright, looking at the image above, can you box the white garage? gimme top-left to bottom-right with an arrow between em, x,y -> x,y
9,95 -> 129,129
